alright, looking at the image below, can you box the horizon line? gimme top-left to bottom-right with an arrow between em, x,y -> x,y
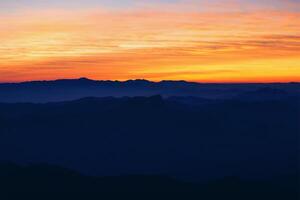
0,77 -> 299,85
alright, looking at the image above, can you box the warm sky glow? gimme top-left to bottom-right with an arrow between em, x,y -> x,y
0,0 -> 300,82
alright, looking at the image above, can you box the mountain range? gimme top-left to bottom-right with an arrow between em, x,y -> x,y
0,78 -> 299,195
0,78 -> 299,103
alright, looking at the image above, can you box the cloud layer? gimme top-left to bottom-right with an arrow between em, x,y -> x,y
0,1 -> 299,82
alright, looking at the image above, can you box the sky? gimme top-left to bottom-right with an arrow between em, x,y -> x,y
0,0 -> 299,82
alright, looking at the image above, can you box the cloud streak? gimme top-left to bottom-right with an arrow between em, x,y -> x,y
0,2 -> 299,82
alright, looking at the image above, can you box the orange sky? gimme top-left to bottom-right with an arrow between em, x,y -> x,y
0,3 -> 300,82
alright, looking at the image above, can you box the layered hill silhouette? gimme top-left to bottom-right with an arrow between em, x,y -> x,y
0,78 -> 299,103
0,96 -> 298,181
0,79 -> 299,195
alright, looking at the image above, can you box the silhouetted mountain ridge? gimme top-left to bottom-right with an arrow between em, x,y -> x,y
0,78 -> 299,103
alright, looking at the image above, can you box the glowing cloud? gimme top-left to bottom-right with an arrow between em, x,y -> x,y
0,0 -> 299,82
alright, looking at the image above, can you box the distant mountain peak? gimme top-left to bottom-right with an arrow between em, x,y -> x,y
78,77 -> 92,81
125,79 -> 152,83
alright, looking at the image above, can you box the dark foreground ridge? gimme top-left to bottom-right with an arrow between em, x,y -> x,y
0,163 -> 298,199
